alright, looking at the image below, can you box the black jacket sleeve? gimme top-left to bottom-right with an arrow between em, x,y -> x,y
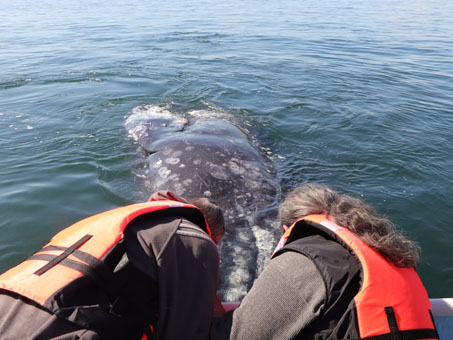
126,215 -> 220,340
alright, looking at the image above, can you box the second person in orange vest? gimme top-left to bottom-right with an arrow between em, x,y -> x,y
210,183 -> 439,340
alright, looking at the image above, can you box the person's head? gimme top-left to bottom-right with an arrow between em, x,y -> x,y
187,197 -> 225,245
279,183 -> 420,268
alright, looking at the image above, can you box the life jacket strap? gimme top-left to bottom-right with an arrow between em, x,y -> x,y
29,234 -> 120,298
35,244 -> 116,288
347,328 -> 439,340
34,234 -> 93,276
345,307 -> 439,340
385,306 -> 402,340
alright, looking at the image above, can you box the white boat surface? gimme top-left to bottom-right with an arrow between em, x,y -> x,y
431,298 -> 453,339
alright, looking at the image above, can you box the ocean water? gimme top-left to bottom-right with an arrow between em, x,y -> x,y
0,0 -> 452,298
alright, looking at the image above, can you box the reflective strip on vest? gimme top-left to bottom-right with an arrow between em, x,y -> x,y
274,214 -> 437,339
0,201 -> 208,307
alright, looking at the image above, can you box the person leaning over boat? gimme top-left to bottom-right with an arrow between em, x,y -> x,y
0,190 -> 224,340
210,183 -> 439,340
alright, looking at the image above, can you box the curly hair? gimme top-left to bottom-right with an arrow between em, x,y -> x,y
279,183 -> 420,268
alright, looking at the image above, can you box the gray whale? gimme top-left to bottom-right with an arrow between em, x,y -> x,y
125,104 -> 279,301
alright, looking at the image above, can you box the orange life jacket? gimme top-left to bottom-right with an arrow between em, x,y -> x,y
0,200 -> 211,339
272,214 -> 439,340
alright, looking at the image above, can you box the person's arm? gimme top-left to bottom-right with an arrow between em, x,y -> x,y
155,219 -> 220,340
210,251 -> 326,340
125,215 -> 220,340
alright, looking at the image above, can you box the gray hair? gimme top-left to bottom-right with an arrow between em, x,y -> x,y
279,183 -> 420,268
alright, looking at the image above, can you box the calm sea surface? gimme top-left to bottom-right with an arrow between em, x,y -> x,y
0,0 -> 452,297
